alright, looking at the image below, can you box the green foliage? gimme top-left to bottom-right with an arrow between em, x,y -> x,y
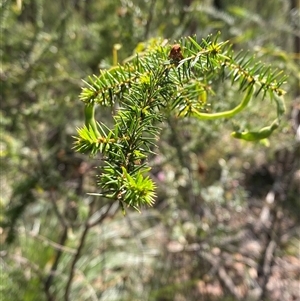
74,34 -> 286,212
1,0 -> 299,300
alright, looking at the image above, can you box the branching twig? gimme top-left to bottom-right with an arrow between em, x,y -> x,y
64,201 -> 118,301
24,117 -> 71,301
44,227 -> 68,300
88,201 -> 118,228
64,219 -> 90,301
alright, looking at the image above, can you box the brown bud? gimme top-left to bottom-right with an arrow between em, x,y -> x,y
169,44 -> 184,64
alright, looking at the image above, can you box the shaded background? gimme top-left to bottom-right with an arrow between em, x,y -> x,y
1,0 -> 299,300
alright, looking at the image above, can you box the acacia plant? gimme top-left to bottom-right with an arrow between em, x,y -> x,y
73,34 -> 286,212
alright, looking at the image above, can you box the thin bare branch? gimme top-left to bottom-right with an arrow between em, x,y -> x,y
64,199 -> 116,301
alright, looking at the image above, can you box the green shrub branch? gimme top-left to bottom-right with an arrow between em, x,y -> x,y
73,34 -> 287,212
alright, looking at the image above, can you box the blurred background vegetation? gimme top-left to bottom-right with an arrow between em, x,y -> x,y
1,0 -> 299,300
